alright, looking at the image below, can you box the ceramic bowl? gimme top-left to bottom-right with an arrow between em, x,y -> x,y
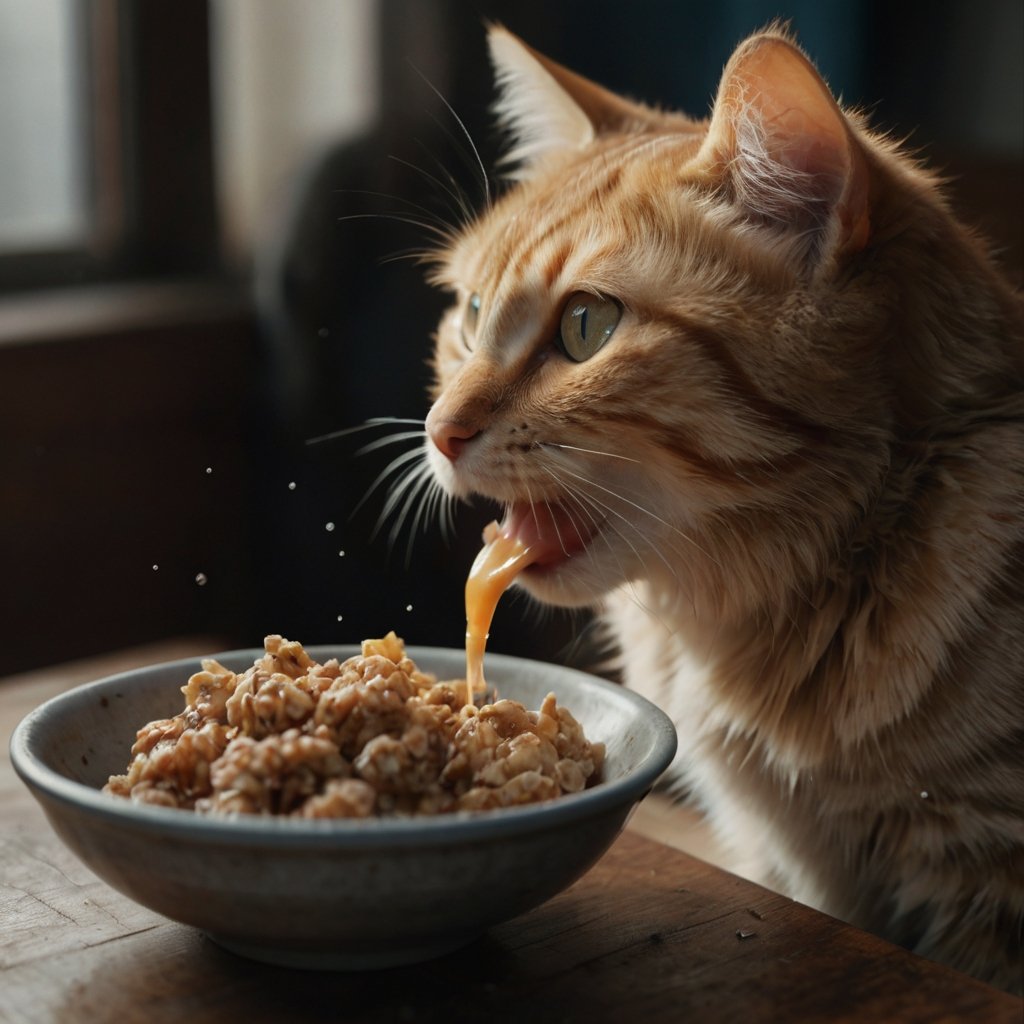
11,645 -> 676,970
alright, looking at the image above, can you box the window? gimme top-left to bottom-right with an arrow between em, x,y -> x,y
0,0 -> 380,290
0,0 -> 88,250
0,0 -> 220,292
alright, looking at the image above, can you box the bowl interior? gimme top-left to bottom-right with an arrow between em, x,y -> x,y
15,644 -> 677,829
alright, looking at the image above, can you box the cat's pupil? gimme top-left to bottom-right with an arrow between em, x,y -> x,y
462,292 -> 482,348
572,303 -> 588,338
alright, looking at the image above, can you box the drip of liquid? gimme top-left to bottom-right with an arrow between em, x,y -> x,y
464,522 -> 535,707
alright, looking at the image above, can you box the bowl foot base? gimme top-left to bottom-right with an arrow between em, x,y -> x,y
205,930 -> 476,971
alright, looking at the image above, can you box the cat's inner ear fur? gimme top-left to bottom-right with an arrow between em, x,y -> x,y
487,25 -> 693,176
697,31 -> 871,265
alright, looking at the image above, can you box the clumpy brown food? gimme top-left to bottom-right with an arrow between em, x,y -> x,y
103,633 -> 604,817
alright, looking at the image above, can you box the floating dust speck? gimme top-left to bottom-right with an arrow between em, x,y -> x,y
920,790 -> 930,799
205,466 -> 213,475
317,327 -> 329,338
338,550 -> 345,557
151,564 -> 159,571
325,522 -> 335,532
336,614 -> 344,622
405,604 -> 413,612
287,481 -> 297,491
195,573 -> 208,586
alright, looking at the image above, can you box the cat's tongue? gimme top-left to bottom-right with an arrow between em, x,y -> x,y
494,502 -> 593,568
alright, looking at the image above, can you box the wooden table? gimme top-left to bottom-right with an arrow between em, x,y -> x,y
2,643 -> 1020,1023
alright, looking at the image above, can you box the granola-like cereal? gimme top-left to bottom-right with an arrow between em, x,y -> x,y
103,633 -> 604,818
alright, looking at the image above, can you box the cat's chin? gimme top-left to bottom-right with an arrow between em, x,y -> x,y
513,559 -> 611,609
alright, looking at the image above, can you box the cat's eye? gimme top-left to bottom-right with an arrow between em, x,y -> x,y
557,293 -> 621,362
461,292 -> 482,347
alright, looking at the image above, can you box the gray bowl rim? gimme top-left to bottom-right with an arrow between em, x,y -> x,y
11,644 -> 677,848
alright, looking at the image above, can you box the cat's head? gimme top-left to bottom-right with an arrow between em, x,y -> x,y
423,26 -> 895,614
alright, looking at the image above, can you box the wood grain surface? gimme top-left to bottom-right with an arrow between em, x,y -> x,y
2,643 -> 1020,1024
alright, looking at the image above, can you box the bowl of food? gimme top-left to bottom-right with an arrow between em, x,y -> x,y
10,635 -> 676,970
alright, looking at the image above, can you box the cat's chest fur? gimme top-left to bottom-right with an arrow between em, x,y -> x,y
604,585 -> 821,892
604,567 -> 1024,934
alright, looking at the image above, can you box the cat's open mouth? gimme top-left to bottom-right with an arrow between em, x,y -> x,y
498,501 -> 602,571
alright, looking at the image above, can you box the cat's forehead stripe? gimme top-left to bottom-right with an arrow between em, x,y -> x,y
487,132 -> 697,291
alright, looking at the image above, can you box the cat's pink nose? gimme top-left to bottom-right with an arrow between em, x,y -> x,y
427,418 -> 479,462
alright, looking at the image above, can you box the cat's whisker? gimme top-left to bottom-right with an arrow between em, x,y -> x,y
353,433 -> 457,564
304,414 -> 454,560
445,490 -> 459,541
333,186 -> 459,267
388,465 -> 436,556
425,476 -> 452,544
305,416 -> 425,447
355,430 -> 427,457
376,458 -> 432,544
410,64 -> 491,209
552,477 -> 603,536
351,444 -> 427,521
336,211 -> 457,247
414,466 -> 454,546
415,477 -> 452,552
430,481 -> 457,544
378,246 -> 449,268
388,152 -> 475,231
539,442 -> 641,463
523,483 -> 543,539
542,496 -> 570,559
334,185 -> 458,235
416,130 -> 485,227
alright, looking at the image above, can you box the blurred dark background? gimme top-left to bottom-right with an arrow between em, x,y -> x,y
1,0 -> 1021,676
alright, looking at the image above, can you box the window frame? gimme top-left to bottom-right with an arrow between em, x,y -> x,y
0,0 -> 221,294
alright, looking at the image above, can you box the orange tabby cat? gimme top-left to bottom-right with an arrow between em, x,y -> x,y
423,26 -> 1024,991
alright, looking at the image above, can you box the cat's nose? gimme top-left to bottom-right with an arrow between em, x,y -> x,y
427,417 -> 479,462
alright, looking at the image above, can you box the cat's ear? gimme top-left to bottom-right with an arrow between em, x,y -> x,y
698,30 -> 870,264
487,25 -> 676,175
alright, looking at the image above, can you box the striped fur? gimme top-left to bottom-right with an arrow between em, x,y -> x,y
424,26 -> 1024,991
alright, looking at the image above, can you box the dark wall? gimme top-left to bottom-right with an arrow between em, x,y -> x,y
0,285 -> 257,672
